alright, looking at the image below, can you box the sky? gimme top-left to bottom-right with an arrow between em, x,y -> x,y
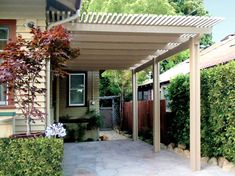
204,0 -> 235,42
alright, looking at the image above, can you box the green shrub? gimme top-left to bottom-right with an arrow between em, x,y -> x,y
167,74 -> 190,147
0,137 -> 64,176
64,123 -> 86,142
167,61 -> 235,163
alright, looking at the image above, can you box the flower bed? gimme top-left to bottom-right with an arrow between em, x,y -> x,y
0,137 -> 64,176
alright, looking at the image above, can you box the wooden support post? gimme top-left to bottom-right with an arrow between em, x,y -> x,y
132,69 -> 138,141
189,37 -> 201,171
46,59 -> 51,127
153,58 -> 161,152
56,77 -> 60,122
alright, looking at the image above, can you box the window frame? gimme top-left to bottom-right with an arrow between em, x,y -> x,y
0,27 -> 9,52
0,20 -> 16,108
68,73 -> 87,107
0,26 -> 9,105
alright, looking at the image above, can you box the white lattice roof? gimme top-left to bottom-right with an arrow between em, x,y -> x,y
49,12 -> 223,71
78,13 -> 221,28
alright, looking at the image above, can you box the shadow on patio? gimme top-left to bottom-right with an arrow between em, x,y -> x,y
63,139 -> 234,176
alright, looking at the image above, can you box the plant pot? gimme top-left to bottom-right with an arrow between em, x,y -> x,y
9,132 -> 45,139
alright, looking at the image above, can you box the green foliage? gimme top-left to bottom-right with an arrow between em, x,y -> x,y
167,74 -> 190,146
169,0 -> 208,16
139,127 -> 153,145
160,50 -> 189,73
167,61 -> 235,163
100,70 -> 132,101
0,138 -> 63,176
64,123 -> 86,142
86,0 -> 176,15
87,111 -> 104,129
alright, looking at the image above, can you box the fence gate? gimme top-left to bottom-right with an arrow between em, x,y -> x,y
99,96 -> 120,130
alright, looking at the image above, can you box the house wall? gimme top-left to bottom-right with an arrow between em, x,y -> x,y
0,0 -> 47,135
59,71 -> 100,118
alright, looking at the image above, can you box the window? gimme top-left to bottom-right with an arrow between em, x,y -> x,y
0,27 -> 9,105
0,27 -> 9,51
138,91 -> 143,100
69,73 -> 86,106
0,85 -> 6,105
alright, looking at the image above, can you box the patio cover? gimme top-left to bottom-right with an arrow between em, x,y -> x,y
59,13 -> 223,71
48,12 -> 222,171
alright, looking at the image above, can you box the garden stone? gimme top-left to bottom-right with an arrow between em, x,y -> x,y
218,157 -> 228,168
183,150 -> 190,159
178,144 -> 186,150
222,161 -> 235,172
174,147 -> 184,155
201,157 -> 209,164
208,157 -> 218,166
168,143 -> 175,151
160,143 -> 167,150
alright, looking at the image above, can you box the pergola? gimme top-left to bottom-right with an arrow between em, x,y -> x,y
49,12 -> 222,171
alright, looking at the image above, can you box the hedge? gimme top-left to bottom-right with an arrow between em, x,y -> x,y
167,61 -> 235,163
0,137 -> 64,176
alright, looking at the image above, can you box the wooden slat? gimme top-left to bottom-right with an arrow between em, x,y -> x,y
134,39 -> 191,72
71,34 -> 187,43
65,23 -> 212,35
70,55 -> 145,61
72,42 -> 171,50
80,49 -> 156,56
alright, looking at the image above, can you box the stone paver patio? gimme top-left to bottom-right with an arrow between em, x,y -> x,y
63,140 -> 234,176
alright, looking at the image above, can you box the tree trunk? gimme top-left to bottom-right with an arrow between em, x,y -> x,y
26,117 -> 31,135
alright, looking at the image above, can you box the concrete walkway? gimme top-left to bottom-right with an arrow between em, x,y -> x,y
63,140 -> 234,176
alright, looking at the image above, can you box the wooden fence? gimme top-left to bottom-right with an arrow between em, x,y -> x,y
122,100 -> 171,144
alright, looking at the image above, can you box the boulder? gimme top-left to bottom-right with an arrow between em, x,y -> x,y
218,157 -> 228,168
167,143 -> 175,151
201,157 -> 209,164
160,143 -> 167,150
178,144 -> 186,150
222,161 -> 235,172
183,150 -> 190,159
208,157 -> 218,166
174,147 -> 184,155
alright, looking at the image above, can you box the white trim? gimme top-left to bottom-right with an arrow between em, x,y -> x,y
0,27 -> 9,105
68,73 -> 86,106
46,59 -> 51,126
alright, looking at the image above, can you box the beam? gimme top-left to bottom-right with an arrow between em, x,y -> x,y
69,60 -> 142,65
80,49 -> 156,56
132,70 -> 138,141
134,39 -> 190,72
189,37 -> 201,171
71,42 -> 173,50
65,65 -> 129,70
66,63 -> 134,67
64,23 -> 212,34
70,55 -> 146,61
153,58 -> 160,152
71,33 -> 188,43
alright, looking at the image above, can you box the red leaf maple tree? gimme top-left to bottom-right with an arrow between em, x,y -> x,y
0,25 -> 79,135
